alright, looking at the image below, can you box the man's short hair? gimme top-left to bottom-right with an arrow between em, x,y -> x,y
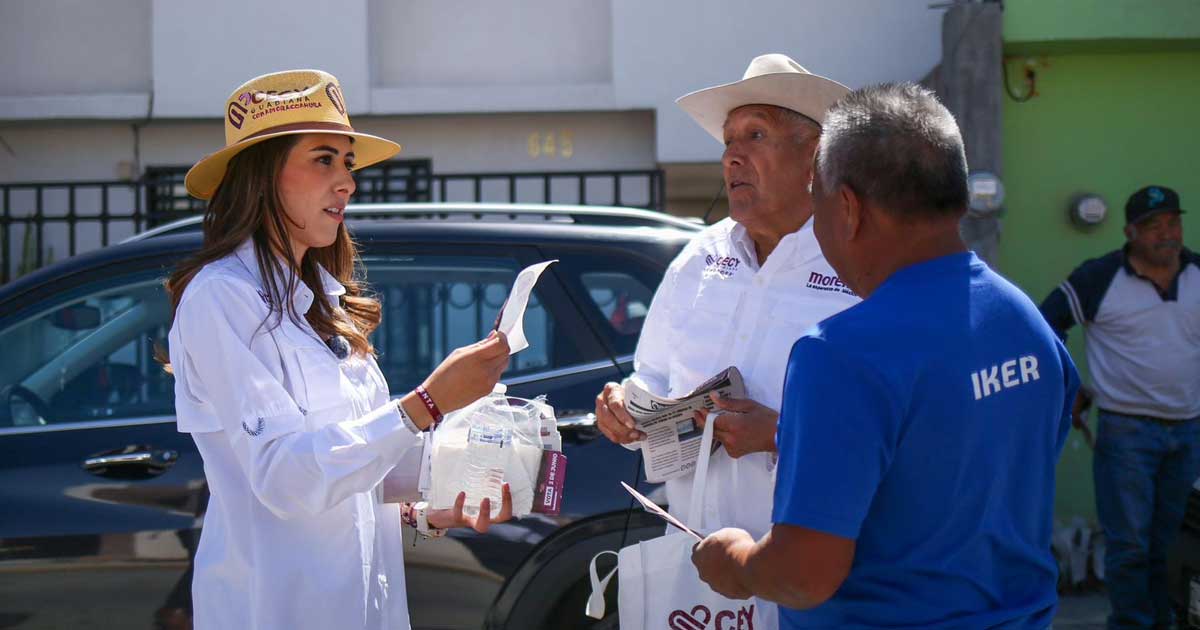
816,83 -> 968,217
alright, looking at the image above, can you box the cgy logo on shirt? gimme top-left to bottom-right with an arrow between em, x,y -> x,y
971,355 -> 1040,400
668,603 -> 756,630
703,254 -> 742,279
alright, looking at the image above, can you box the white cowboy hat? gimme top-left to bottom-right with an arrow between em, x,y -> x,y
676,53 -> 849,143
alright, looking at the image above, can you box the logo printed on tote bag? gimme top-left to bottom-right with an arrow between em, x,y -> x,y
668,603 -> 755,630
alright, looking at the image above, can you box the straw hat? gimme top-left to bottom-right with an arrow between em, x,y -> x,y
185,69 -> 401,200
676,53 -> 849,143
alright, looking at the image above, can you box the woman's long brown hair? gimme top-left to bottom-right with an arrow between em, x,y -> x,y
160,135 -> 381,370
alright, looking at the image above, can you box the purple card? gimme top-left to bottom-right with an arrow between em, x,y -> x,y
533,450 -> 567,515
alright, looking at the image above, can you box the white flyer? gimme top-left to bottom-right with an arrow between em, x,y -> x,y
496,259 -> 558,355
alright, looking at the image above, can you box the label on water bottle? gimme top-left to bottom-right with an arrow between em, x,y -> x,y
469,425 -> 509,447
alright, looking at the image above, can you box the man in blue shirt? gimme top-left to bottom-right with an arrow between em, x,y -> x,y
692,82 -> 1080,628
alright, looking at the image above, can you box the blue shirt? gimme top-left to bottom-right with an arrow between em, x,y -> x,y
773,252 -> 1079,629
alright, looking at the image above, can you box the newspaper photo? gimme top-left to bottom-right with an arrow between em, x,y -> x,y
623,366 -> 745,483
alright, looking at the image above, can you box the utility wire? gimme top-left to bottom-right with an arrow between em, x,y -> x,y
701,181 -> 725,225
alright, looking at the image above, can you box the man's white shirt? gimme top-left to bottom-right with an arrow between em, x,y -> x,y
627,217 -> 859,538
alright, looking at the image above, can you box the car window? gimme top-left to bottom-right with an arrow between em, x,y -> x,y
580,271 -> 654,339
545,247 -> 669,357
364,254 -> 576,393
0,277 -> 173,427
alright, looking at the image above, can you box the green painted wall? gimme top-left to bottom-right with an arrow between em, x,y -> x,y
999,50 -> 1200,522
1004,0 -> 1200,55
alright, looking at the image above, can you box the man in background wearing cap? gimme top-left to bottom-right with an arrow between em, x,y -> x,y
1040,185 -> 1200,628
593,54 -> 859,622
693,82 -> 1078,628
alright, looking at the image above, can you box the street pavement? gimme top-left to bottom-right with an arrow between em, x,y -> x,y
1055,592 -> 1110,629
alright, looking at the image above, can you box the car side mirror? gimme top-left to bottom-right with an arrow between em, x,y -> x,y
50,304 -> 101,330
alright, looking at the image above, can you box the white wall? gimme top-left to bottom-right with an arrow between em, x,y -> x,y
611,0 -> 945,162
0,0 -> 151,96
0,111 -> 653,184
150,0 -> 371,118
0,111 -> 654,277
0,0 -> 151,118
0,0 -> 943,163
0,121 -> 140,182
354,111 -> 653,173
372,0 -> 612,87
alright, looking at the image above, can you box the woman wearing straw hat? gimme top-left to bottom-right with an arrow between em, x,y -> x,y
164,69 -> 513,629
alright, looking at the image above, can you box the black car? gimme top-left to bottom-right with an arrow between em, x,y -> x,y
1170,479 -> 1200,627
0,204 -> 700,629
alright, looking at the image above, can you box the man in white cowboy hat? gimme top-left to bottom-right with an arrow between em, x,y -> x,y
593,52 -> 859,613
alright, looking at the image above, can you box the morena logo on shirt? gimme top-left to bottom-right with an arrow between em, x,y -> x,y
703,254 -> 741,279
806,271 -> 856,296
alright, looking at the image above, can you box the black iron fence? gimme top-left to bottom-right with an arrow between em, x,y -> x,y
0,162 -> 665,284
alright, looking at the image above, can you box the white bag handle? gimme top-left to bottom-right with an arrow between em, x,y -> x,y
585,412 -> 720,622
686,411 -> 719,531
585,550 -> 620,619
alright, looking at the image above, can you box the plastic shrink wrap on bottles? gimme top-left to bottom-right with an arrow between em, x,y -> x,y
429,384 -> 563,517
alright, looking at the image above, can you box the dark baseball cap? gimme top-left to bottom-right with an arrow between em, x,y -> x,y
1125,185 -> 1185,225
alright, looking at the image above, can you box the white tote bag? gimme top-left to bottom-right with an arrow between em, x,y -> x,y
587,414 -> 777,629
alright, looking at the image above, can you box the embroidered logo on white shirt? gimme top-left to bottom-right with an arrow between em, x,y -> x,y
242,418 -> 265,436
806,271 -> 856,296
703,254 -> 742,279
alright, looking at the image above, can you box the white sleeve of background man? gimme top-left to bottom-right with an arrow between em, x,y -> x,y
617,259 -> 681,450
170,276 -> 424,520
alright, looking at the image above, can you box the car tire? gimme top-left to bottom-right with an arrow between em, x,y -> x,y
485,511 -> 663,630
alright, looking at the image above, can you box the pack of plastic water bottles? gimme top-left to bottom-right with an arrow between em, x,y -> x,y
428,384 -> 566,518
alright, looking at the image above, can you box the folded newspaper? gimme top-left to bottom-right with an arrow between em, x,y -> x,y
624,366 -> 745,483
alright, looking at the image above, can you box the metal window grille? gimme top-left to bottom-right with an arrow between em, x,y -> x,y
1,162 -> 665,283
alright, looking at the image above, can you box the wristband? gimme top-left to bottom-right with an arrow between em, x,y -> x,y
414,385 -> 444,430
400,502 -> 418,528
395,400 -> 422,434
406,501 -> 445,538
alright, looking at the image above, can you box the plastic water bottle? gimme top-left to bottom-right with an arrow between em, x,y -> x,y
462,407 -> 511,518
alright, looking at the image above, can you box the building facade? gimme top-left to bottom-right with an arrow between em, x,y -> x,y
1,0 -> 944,274
999,0 -> 1200,526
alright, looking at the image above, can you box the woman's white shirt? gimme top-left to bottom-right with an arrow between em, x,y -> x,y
168,240 -> 424,630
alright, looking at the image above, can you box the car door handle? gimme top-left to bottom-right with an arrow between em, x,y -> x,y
83,447 -> 179,478
557,411 -> 598,433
